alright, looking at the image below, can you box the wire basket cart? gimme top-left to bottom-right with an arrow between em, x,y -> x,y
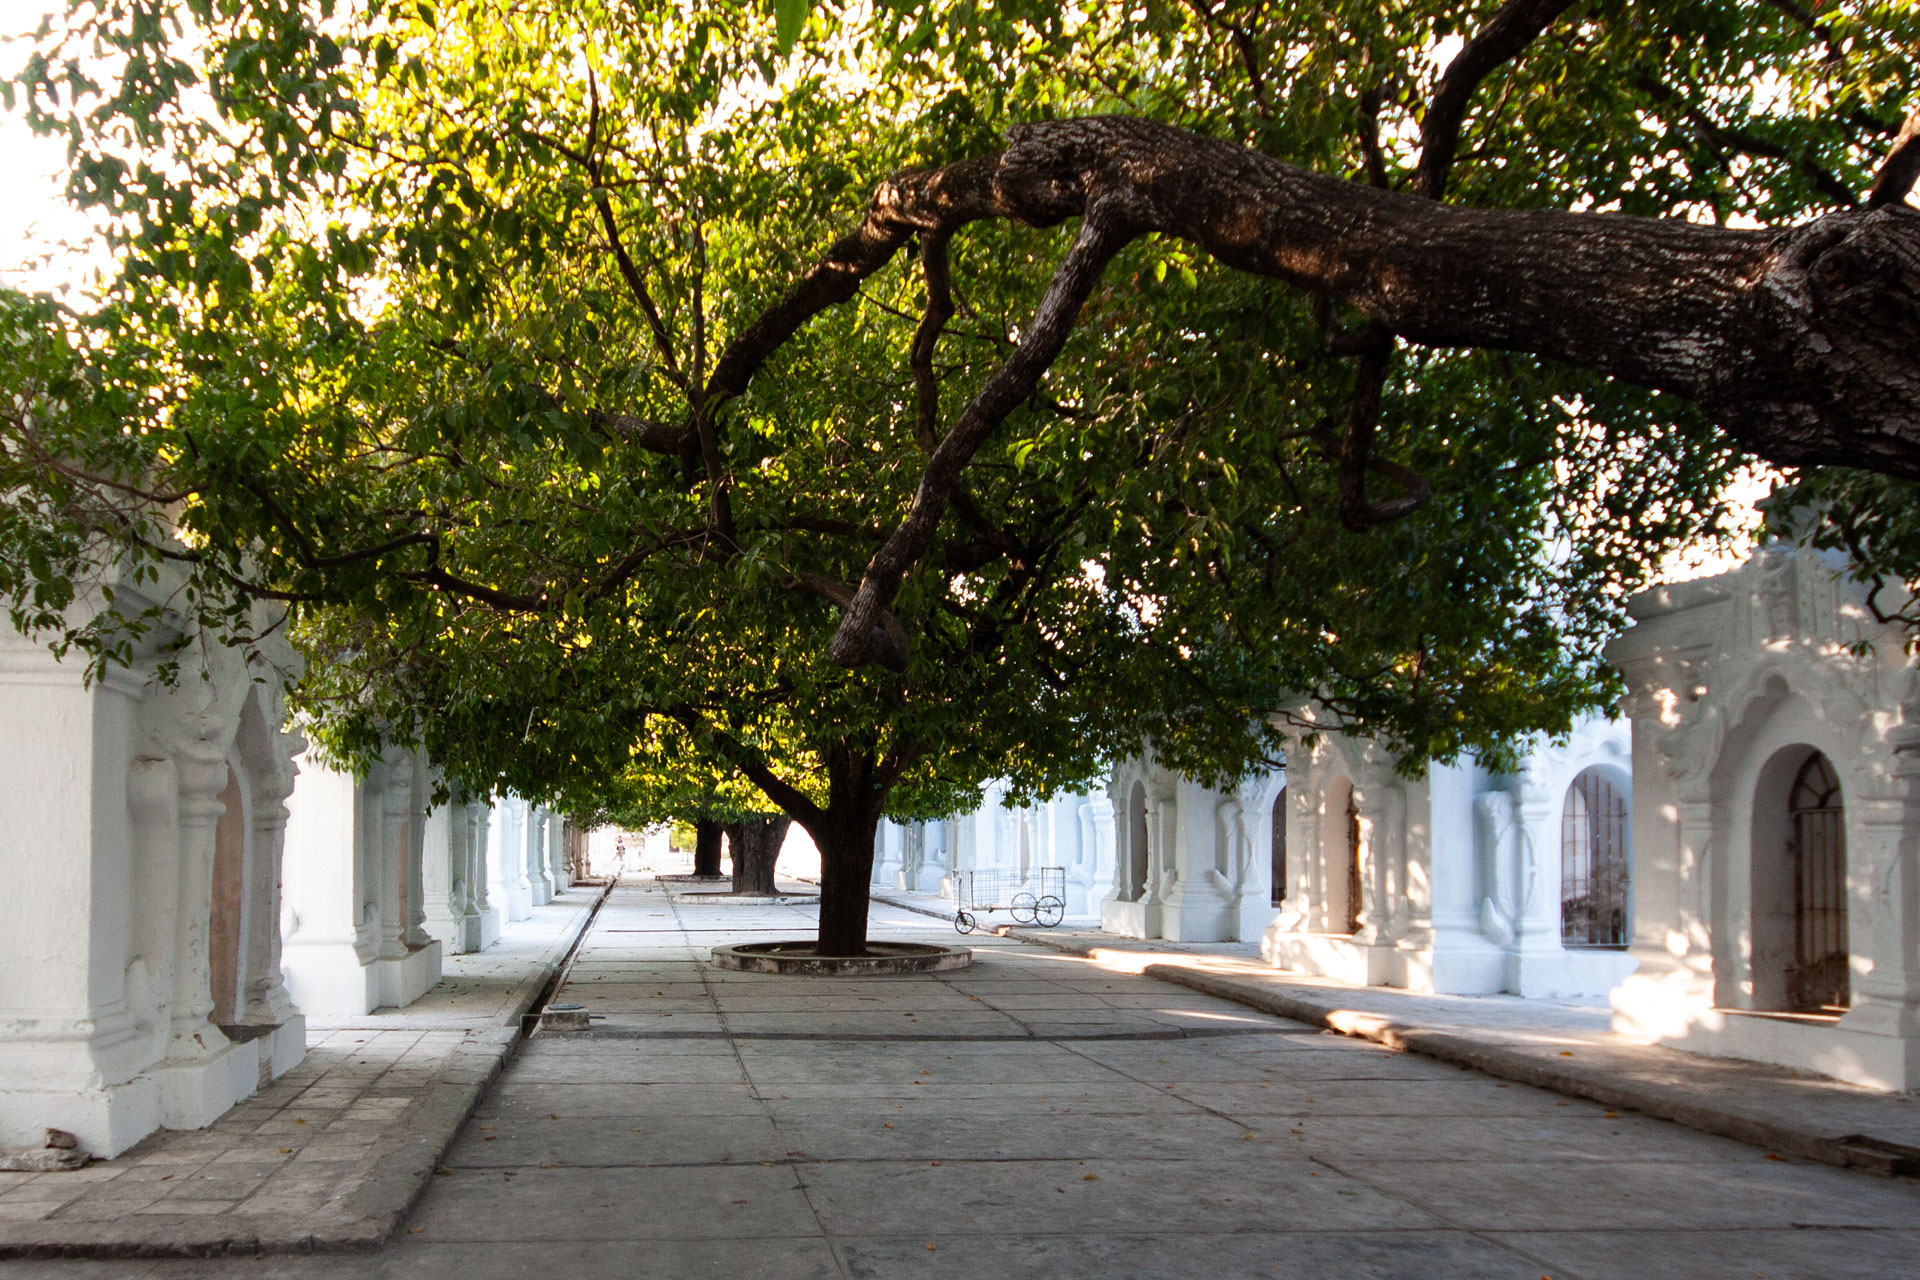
953,867 -> 1066,933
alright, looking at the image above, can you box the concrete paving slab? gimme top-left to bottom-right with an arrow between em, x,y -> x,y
476,1081 -> 761,1118
1238,1110 -> 1769,1164
767,1109 -> 1266,1162
797,1155 -> 1441,1236
445,1111 -> 786,1168
1487,1228 -> 1920,1280
132,1237 -> 844,1280
403,1164 -> 819,1242
834,1230 -> 1551,1280
1332,1153 -> 1920,1230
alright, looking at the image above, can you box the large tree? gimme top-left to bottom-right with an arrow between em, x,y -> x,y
4,0 -> 1914,952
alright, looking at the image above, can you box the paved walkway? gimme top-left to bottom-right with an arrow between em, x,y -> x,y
877,885 -> 1920,1173
0,888 -> 605,1257
2,875 -> 1917,1279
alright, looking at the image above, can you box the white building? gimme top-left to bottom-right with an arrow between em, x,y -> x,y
873,783 -> 1116,918
1609,543 -> 1920,1091
1254,713 -> 1637,998
0,582 -> 308,1157
1104,750 -> 1283,942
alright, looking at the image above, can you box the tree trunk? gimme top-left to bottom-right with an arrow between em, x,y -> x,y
812,808 -> 881,956
692,818 -> 723,878
728,816 -> 791,896
798,744 -> 891,956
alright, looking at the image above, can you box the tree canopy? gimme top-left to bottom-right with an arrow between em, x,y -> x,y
2,0 -> 1915,950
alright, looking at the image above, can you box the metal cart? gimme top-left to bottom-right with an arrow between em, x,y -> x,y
953,867 -> 1066,932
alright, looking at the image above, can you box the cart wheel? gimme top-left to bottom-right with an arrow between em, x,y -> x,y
1036,895 -> 1065,927
1010,892 -> 1038,925
954,911 -> 976,935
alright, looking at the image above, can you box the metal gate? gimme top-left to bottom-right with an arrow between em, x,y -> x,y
1788,753 -> 1850,1013
1561,769 -> 1631,948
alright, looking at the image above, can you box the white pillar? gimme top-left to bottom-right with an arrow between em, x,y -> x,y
470,796 -> 502,946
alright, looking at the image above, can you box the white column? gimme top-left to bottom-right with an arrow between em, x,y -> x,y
371,759 -> 406,963
0,645 -> 157,1157
166,740 -> 231,1061
549,815 -> 571,893
402,755 -> 433,948
281,757 -> 378,1015
526,807 -> 555,905
470,796 -> 502,946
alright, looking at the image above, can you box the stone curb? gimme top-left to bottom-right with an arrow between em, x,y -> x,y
1008,928 -> 1920,1179
0,883 -> 612,1260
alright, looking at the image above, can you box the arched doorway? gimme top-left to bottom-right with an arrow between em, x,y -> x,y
1786,753 -> 1849,1013
1126,782 -> 1148,902
209,763 -> 248,1027
1345,790 -> 1362,934
1561,768 -> 1630,948
1269,786 -> 1287,908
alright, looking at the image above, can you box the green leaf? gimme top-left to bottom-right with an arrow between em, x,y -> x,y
774,0 -> 809,55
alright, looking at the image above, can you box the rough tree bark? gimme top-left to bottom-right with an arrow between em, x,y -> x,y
725,815 -> 792,896
692,818 -> 724,878
798,745 -> 890,957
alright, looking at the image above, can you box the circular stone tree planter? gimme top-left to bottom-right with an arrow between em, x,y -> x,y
709,941 -> 973,975
681,891 -> 821,906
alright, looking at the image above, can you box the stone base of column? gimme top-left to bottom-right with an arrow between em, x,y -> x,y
153,1039 -> 260,1133
372,940 -> 442,1010
1101,897 -> 1161,939
477,904 -> 504,950
281,941 -> 383,1016
0,1077 -> 160,1162
1504,946 -> 1638,1001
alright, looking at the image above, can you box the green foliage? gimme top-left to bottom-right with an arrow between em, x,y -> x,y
1,0 -> 1907,827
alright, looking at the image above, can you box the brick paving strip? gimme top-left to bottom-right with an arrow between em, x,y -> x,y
871,888 -> 1920,1178
0,883 -> 611,1260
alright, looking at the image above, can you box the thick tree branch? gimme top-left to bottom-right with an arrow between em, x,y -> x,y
827,201 -> 1136,667
910,231 -> 955,453
1413,0 -> 1578,199
1868,108 -> 1920,209
789,572 -> 911,672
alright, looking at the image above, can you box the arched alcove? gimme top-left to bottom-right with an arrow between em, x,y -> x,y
1320,776 -> 1357,934
209,762 -> 250,1027
1787,753 -> 1850,1012
1561,767 -> 1630,948
1749,745 -> 1851,1013
1269,786 -> 1287,908
1126,781 -> 1148,902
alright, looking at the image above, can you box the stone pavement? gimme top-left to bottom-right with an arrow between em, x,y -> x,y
2,872 -> 1913,1279
0,886 -> 606,1258
995,926 -> 1920,1177
876,883 -> 1920,1174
